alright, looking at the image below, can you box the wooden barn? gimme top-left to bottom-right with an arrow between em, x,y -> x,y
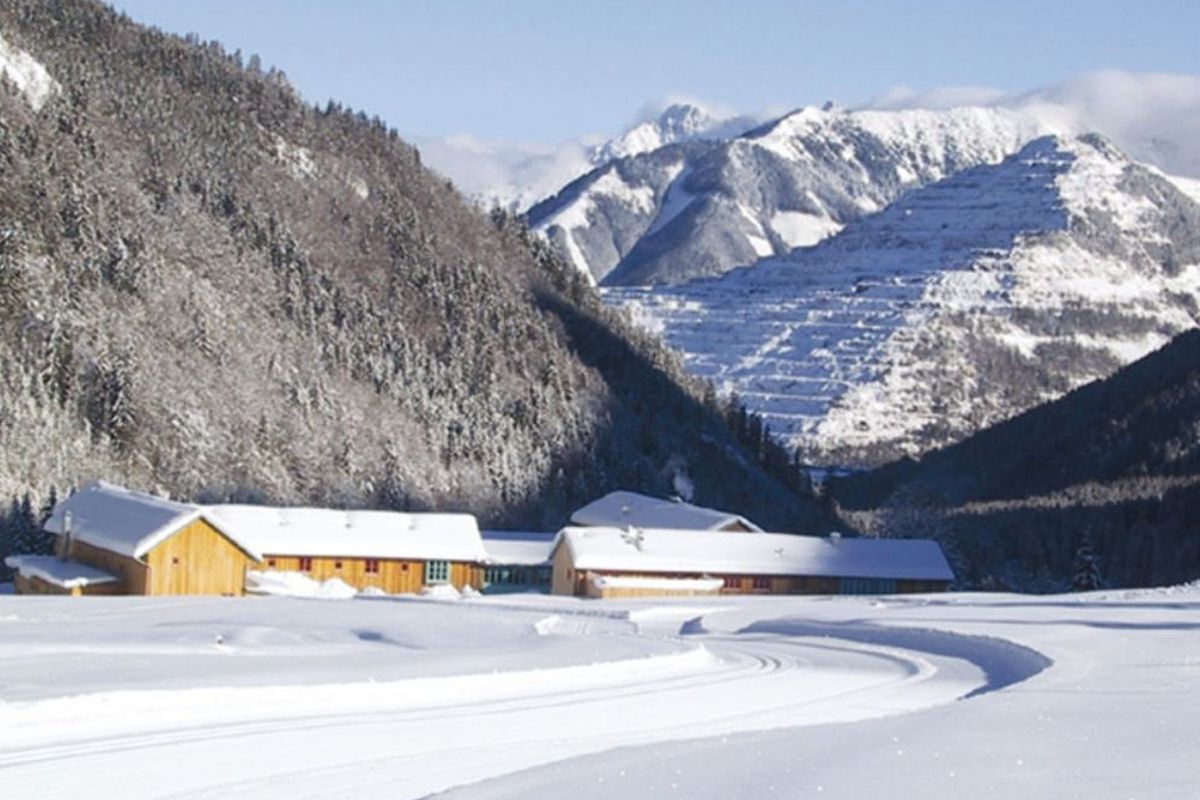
7,481 -> 261,596
570,490 -> 763,533
206,505 -> 490,594
550,526 -> 954,599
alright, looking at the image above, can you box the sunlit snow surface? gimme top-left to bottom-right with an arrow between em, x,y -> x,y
0,33 -> 59,111
1,585 -> 1198,799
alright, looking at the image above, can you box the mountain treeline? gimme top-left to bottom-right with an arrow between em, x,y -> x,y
830,330 -> 1200,589
0,0 -> 829,573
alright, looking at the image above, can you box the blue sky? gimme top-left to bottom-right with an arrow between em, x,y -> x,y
110,0 -> 1200,142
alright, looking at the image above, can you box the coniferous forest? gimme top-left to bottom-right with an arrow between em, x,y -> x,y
0,0 -> 830,573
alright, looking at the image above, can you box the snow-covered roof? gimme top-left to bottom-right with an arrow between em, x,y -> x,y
480,530 -> 558,566
591,575 -> 724,591
43,481 -> 261,561
4,555 -> 118,589
557,527 -> 955,582
570,491 -> 763,532
206,505 -> 488,562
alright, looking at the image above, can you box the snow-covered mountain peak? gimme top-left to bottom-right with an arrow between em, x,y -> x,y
606,134 -> 1200,465
531,104 -> 1055,286
595,102 -> 758,164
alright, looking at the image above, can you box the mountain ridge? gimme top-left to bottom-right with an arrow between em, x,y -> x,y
606,133 -> 1200,465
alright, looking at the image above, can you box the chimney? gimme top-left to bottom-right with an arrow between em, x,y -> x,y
59,510 -> 73,561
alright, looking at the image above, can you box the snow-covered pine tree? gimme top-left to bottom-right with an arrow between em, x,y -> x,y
12,493 -> 46,556
1072,532 -> 1104,592
38,487 -> 59,555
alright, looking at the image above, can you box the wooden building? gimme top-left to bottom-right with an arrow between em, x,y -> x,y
570,490 -> 763,533
479,530 -> 556,593
7,481 -> 262,596
206,505 -> 490,594
550,526 -> 954,599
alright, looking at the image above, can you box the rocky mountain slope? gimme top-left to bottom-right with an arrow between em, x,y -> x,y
607,134 -> 1200,465
829,330 -> 1200,589
528,105 -> 1051,285
0,0 -> 826,538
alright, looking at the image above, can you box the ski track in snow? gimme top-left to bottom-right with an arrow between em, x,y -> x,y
0,596 -> 1035,800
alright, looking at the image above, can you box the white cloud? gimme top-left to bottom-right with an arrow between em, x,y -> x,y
414,133 -> 601,210
865,71 -> 1200,177
416,71 -> 1200,211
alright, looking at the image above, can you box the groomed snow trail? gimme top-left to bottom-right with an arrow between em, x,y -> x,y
0,599 -> 993,799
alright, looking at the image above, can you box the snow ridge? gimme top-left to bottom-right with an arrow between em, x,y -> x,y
606,135 -> 1200,465
530,105 -> 1054,286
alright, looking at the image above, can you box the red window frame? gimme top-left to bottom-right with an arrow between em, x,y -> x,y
753,575 -> 770,590
723,575 -> 739,590
298,557 -> 313,572
365,559 -> 380,574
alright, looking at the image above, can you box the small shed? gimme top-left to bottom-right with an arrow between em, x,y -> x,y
4,555 -> 123,597
551,526 -> 954,598
206,505 -> 489,594
570,490 -> 763,533
479,530 -> 556,593
34,481 -> 261,596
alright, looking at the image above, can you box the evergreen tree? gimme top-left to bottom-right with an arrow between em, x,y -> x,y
1072,532 -> 1104,592
11,494 -> 42,556
38,487 -> 60,555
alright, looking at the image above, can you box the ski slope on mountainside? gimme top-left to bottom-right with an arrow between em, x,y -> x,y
608,134 -> 1200,465
2,586 -> 1198,799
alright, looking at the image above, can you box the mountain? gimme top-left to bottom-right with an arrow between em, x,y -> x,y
0,0 -> 827,541
527,105 -> 1052,285
591,102 -> 759,165
606,134 -> 1200,465
417,102 -> 758,213
828,330 -> 1200,590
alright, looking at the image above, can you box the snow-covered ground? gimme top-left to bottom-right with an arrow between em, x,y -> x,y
1,587 -> 1197,798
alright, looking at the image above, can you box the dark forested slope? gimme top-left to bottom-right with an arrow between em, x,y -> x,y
831,330 -> 1200,589
0,0 -> 825,544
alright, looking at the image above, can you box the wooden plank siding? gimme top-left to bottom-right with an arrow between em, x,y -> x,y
68,539 -> 149,595
554,566 -> 947,598
13,573 -> 125,596
263,555 -> 484,594
143,518 -> 254,596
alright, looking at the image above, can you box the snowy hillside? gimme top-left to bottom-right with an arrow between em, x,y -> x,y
3,588 -> 1198,798
608,135 -> 1200,465
529,105 -> 1053,285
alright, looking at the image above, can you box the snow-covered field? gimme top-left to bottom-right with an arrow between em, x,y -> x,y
1,587 -> 1197,798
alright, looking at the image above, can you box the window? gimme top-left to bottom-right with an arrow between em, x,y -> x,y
364,559 -> 380,574
298,557 -> 313,572
723,575 -> 740,590
839,577 -> 897,595
267,558 -> 277,568
334,561 -> 344,571
425,560 -> 450,584
753,576 -> 770,591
